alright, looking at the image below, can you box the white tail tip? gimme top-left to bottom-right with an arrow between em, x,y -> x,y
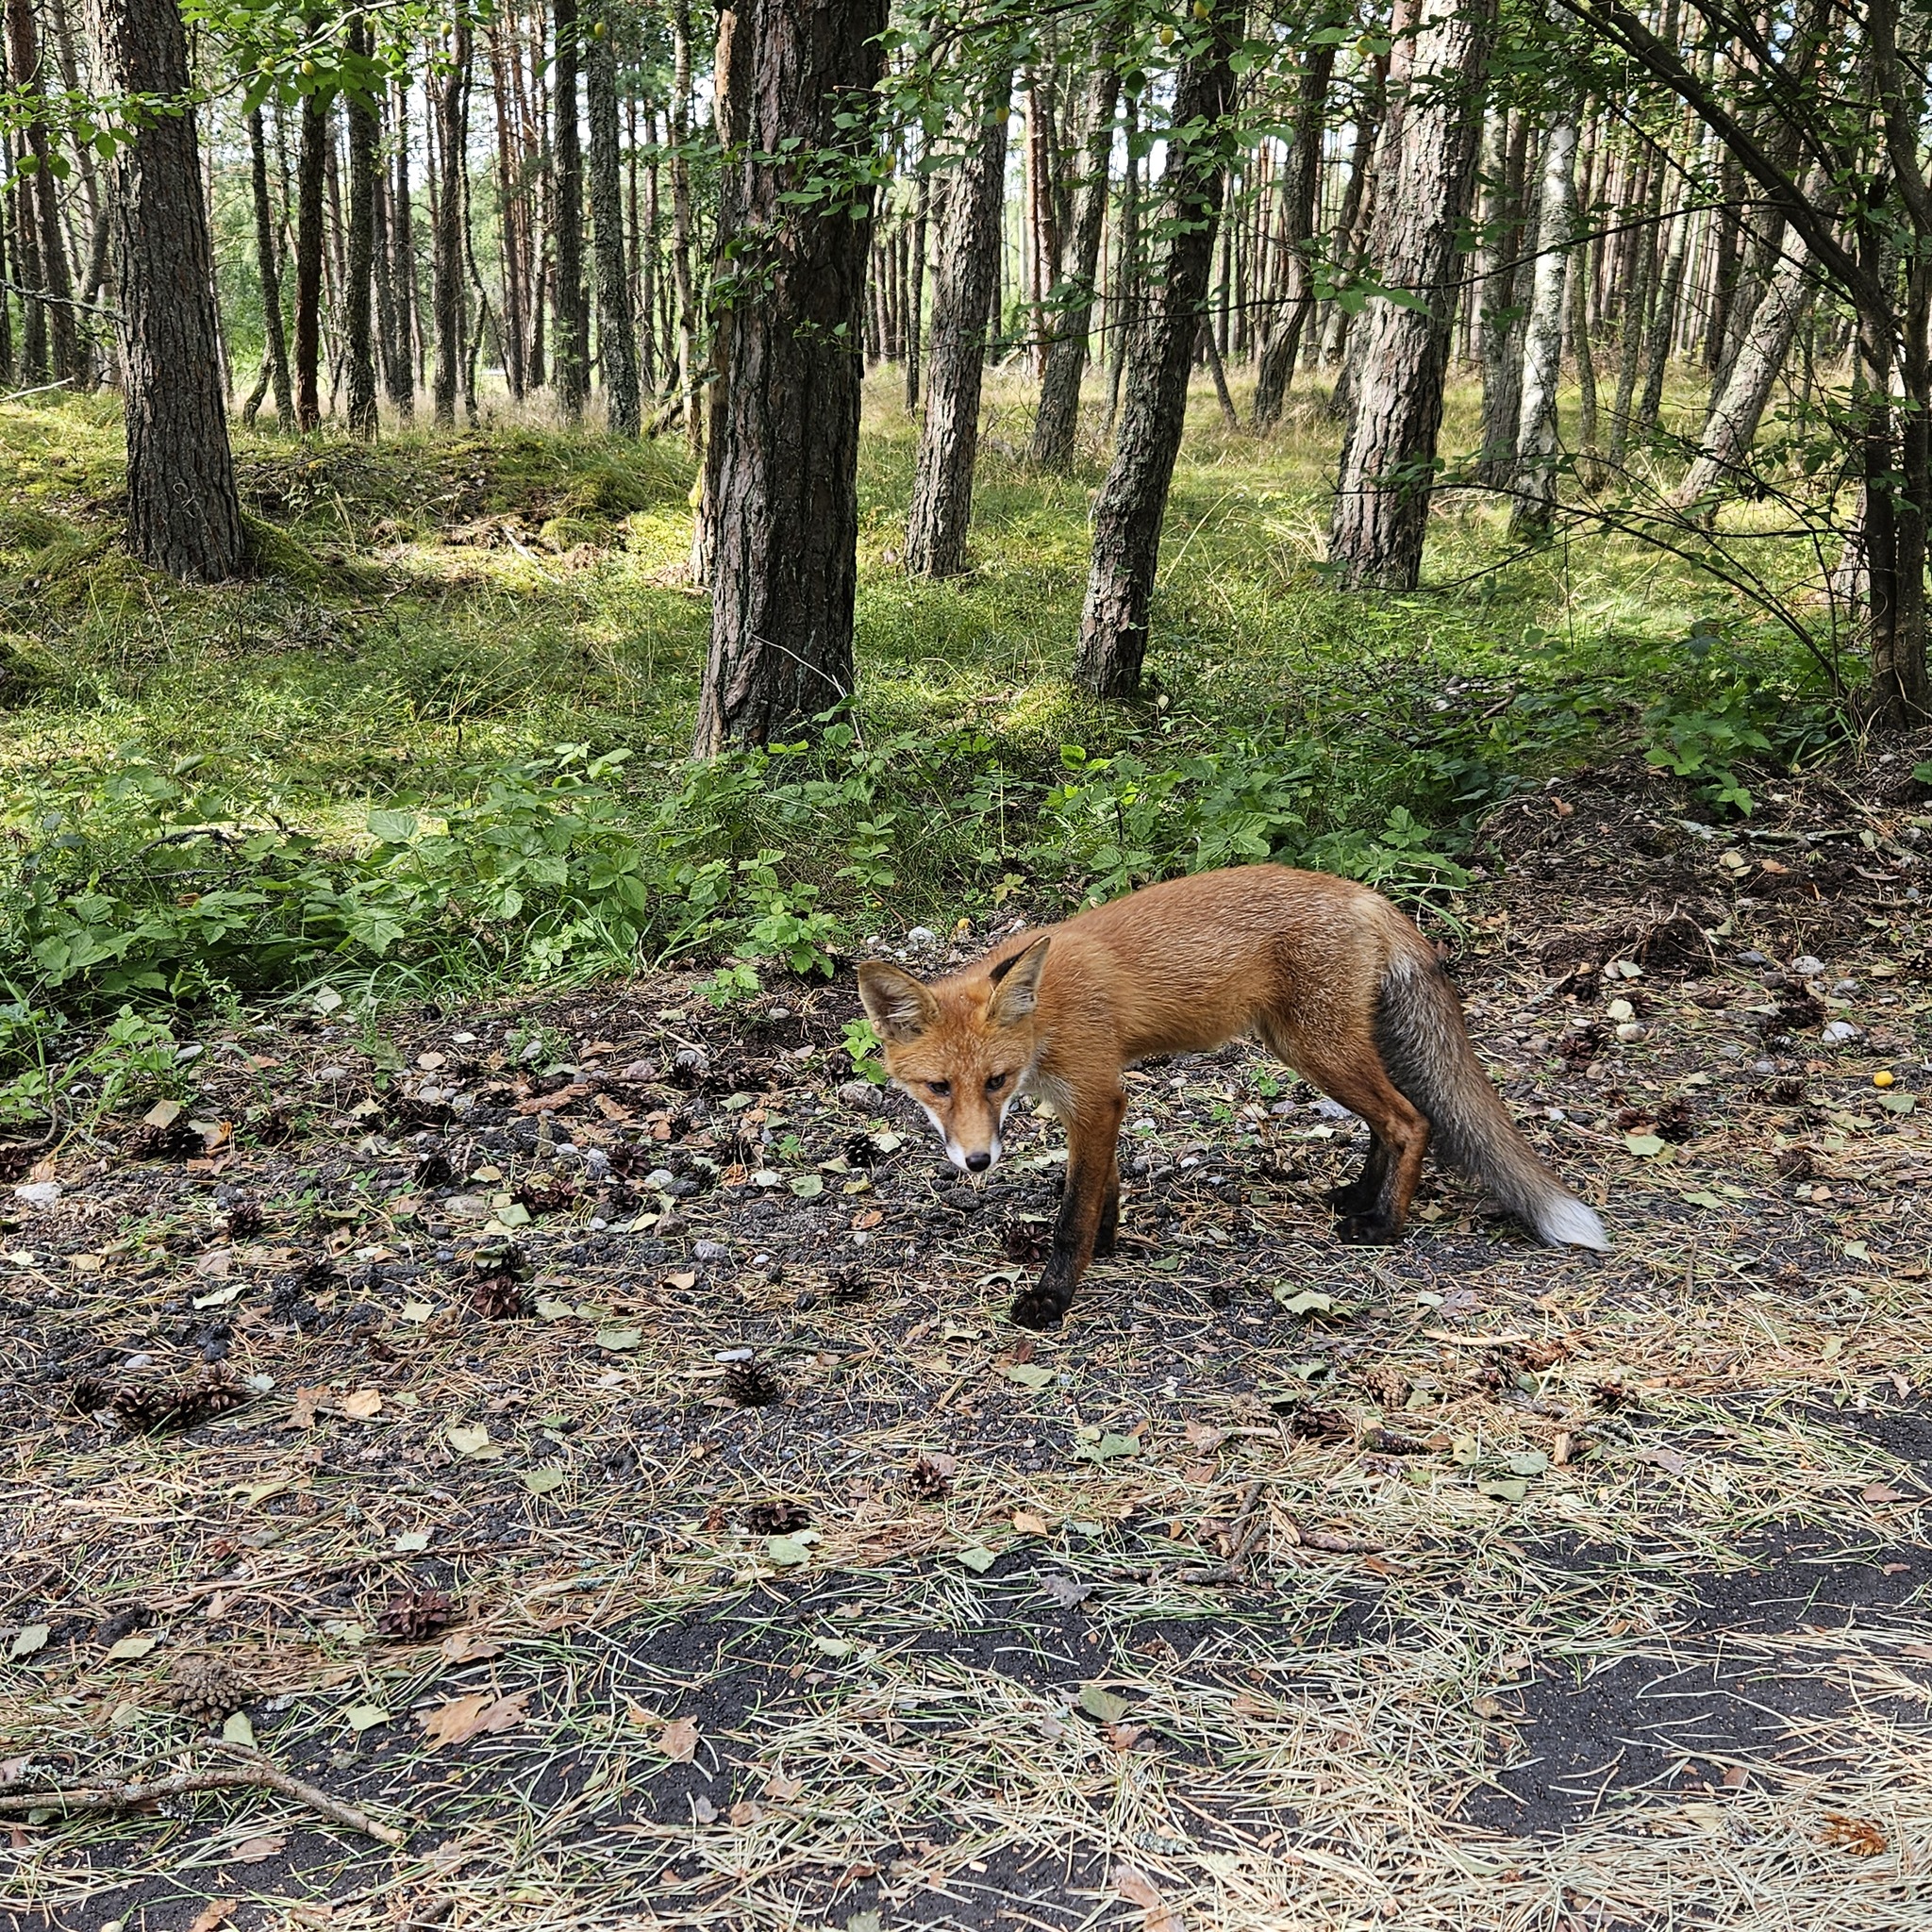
1537,1195 -> 1610,1251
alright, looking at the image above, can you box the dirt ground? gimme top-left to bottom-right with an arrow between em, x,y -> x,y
3,752 -> 1930,1932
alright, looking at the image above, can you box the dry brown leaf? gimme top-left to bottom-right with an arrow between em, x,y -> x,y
727,1798 -> 763,1827
763,1770 -> 804,1801
659,1715 -> 699,1761
285,1387 -> 324,1430
229,1832 -> 287,1863
1184,1422 -> 1227,1451
1012,1509 -> 1049,1535
1113,1863 -> 1183,1932
187,1903 -> 239,1932
420,1690 -> 530,1750
338,1389 -> 383,1420
439,1631 -> 503,1664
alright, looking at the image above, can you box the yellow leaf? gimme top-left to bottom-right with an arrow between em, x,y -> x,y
420,1690 -> 529,1750
659,1715 -> 699,1761
339,1389 -> 383,1420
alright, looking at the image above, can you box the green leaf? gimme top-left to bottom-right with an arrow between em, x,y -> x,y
789,1174 -> 824,1198
1681,1191 -> 1725,1209
1624,1133 -> 1667,1157
765,1535 -> 813,1567
535,1296 -> 573,1320
1507,1451 -> 1550,1476
957,1545 -> 996,1574
1073,1432 -> 1141,1463
1477,1477 -> 1528,1504
1003,1363 -> 1055,1390
106,1635 -> 158,1661
344,1703 -> 390,1732
222,1711 -> 257,1746
9,1624 -> 48,1660
1077,1683 -> 1129,1724
525,1466 -> 567,1495
368,808 -> 418,843
595,1328 -> 642,1351
1877,1091 -> 1916,1114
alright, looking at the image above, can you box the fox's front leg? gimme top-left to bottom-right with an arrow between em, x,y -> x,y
1011,1085 -> 1125,1329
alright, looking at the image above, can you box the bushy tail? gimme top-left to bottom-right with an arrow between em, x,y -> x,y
1375,956 -> 1608,1250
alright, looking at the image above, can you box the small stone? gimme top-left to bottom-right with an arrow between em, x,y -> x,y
1822,1020 -> 1861,1044
693,1240 -> 730,1262
906,926 -> 937,945
12,1182 -> 60,1208
1791,955 -> 1824,976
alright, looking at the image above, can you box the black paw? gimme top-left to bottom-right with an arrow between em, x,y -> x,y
1328,1183 -> 1375,1215
1093,1228 -> 1118,1259
1336,1212 -> 1399,1246
1009,1287 -> 1070,1330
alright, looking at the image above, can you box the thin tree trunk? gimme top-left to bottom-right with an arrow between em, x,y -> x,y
553,0 -> 589,420
7,0 -> 80,386
586,0 -> 639,433
1637,163 -> 1692,438
89,0 -> 243,577
1252,23 -> 1339,429
906,164 -> 928,410
904,62 -> 1016,579
293,80 -> 330,430
490,25 -> 528,399
1328,0 -> 1492,590
1029,13 -> 1124,471
344,20 -> 379,437
1475,109 -> 1531,484
694,0 -> 888,754
671,0 -> 699,452
248,108 -> 295,433
1104,86 -> 1140,435
1074,5 -> 1241,699
387,73 -> 415,414
432,18 -> 470,425
1511,105 -> 1579,533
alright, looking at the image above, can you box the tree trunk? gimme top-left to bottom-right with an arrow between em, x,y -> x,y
693,0 -> 887,755
1674,207 -> 1820,518
904,62 -> 1015,579
432,18 -> 470,426
247,107 -> 295,433
344,20 -> 379,438
90,0 -> 243,578
1510,108 -> 1578,533
1252,26 -> 1339,429
670,0 -> 699,451
387,73 -> 415,415
1029,16 -> 1124,471
1475,109 -> 1531,484
7,0 -> 81,387
1073,6 -> 1240,700
553,0 -> 589,421
1328,0 -> 1492,590
586,0 -> 640,434
1636,171 -> 1691,437
293,81 -> 330,430
905,164 -> 928,410
1105,86 -> 1140,435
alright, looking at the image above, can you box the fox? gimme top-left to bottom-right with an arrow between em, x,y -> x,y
856,864 -> 1607,1329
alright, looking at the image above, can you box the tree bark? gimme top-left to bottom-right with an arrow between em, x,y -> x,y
693,0 -> 887,755
670,0 -> 699,450
247,107 -> 295,433
1475,109 -> 1530,485
293,80 -> 330,431
1252,25 -> 1339,430
553,0 -> 589,421
1029,15 -> 1124,471
344,19 -> 379,438
905,163 -> 928,410
1073,5 -> 1240,700
431,17 -> 470,426
1510,108 -> 1578,533
7,0 -> 82,387
586,0 -> 640,434
89,0 -> 243,579
1328,0 -> 1492,589
904,62 -> 1015,578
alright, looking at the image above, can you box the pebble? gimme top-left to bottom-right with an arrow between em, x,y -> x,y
837,1080 -> 878,1107
693,1240 -> 731,1261
1791,955 -> 1825,976
314,1064 -> 351,1084
1822,1020 -> 1861,1043
12,1182 -> 60,1208
907,926 -> 937,945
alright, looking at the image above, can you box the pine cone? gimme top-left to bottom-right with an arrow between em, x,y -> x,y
470,1269 -> 528,1321
744,1499 -> 810,1536
905,1455 -> 953,1501
1001,1219 -> 1046,1264
514,1174 -> 577,1216
723,1359 -> 783,1407
827,1264 -> 871,1303
223,1195 -> 266,1239
412,1141 -> 454,1187
122,1118 -> 203,1162
376,1587 -> 457,1641
1283,1405 -> 1352,1443
103,1364 -> 246,1433
1656,1097 -> 1695,1144
162,1654 -> 253,1726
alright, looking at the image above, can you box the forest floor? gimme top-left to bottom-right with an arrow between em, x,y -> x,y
3,374 -> 1931,1930
4,743 -> 1931,1932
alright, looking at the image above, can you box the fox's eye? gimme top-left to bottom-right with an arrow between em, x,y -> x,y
926,1079 -> 951,1098
985,1072 -> 1009,1094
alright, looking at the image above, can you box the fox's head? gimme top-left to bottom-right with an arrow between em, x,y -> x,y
856,937 -> 1050,1175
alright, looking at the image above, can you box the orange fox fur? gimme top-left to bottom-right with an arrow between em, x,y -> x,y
857,865 -> 1607,1328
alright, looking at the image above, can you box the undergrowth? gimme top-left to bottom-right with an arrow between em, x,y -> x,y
0,371 -> 1850,1108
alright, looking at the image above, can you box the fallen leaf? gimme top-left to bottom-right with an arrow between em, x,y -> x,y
221,1712 -> 256,1747
1038,1574 -> 1092,1609
9,1624 -> 48,1659
765,1535 -> 813,1567
421,1690 -> 528,1749
1274,1288 -> 1333,1315
659,1715 -> 699,1761
1003,1363 -> 1055,1390
186,1901 -> 239,1932
1821,1813 -> 1888,1856
957,1545 -> 996,1574
1184,1423 -> 1227,1451
764,1770 -> 804,1801
692,1794 -> 718,1824
1012,1510 -> 1050,1535
339,1389 -> 382,1420
1073,1431 -> 1141,1463
229,1831 -> 286,1862
665,1270 -> 697,1289
525,1466 -> 567,1494
440,1631 -> 503,1664
728,1798 -> 764,1825
1862,1484 -> 1910,1505
105,1635 -> 158,1661
344,1704 -> 390,1732
444,1423 -> 496,1457
1078,1683 -> 1129,1724
1113,1862 -> 1184,1931
596,1327 -> 643,1351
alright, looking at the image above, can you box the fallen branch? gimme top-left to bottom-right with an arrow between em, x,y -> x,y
0,1745 -> 406,1845
1174,1478 -> 1270,1587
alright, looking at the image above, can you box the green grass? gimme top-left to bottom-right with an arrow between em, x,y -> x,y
0,366 -> 1849,1037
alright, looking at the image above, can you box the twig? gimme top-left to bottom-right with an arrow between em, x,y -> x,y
0,1745 -> 407,1844
1174,1478 -> 1269,1587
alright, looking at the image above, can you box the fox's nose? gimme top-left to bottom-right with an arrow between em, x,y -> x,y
964,1151 -> 991,1173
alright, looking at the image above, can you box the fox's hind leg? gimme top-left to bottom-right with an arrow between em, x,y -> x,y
1329,1135 -> 1390,1217
1094,1178 -> 1121,1258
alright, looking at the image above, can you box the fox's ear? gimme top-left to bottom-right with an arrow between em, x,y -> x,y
986,935 -> 1050,1026
857,961 -> 940,1042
